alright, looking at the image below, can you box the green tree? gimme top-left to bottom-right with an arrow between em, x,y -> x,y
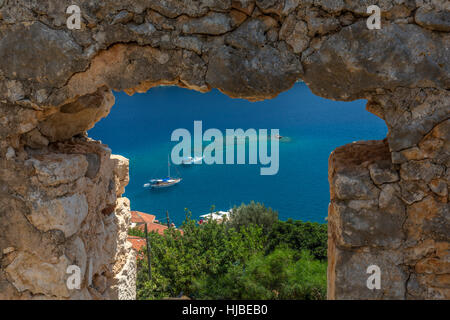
135,207 -> 328,300
128,227 -> 146,238
266,219 -> 327,260
228,201 -> 278,233
193,249 -> 327,300
136,211 -> 265,299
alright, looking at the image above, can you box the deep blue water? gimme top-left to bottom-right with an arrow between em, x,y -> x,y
89,83 -> 387,225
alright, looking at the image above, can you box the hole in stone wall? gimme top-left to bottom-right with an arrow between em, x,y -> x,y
88,82 -> 387,225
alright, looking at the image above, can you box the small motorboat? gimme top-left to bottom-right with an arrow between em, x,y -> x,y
182,156 -> 203,165
267,134 -> 283,140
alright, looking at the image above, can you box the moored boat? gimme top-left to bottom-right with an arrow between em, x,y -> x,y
149,177 -> 182,188
145,156 -> 182,189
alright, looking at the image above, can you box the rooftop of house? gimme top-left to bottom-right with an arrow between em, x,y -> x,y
130,211 -> 156,224
127,236 -> 146,252
129,212 -> 184,252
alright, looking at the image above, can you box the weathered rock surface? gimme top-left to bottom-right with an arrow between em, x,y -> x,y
5,252 -> 72,298
328,93 -> 449,299
38,87 -> 115,142
27,193 -> 89,238
0,138 -> 135,300
303,22 -> 449,100
111,155 -> 130,197
415,7 -> 450,32
0,0 -> 448,300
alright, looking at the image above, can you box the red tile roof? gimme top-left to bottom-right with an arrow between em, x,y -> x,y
128,236 -> 146,252
146,222 -> 168,235
131,211 -> 156,224
130,210 -> 184,237
130,211 -> 169,235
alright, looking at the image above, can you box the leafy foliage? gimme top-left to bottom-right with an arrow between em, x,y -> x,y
266,219 -> 327,261
133,204 -> 327,300
193,249 -> 327,300
128,227 -> 146,238
228,201 -> 278,233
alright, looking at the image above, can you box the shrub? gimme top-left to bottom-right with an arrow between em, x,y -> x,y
266,219 -> 327,260
193,249 -> 327,300
228,201 -> 278,233
135,206 -> 328,300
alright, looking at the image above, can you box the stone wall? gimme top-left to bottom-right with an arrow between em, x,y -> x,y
0,136 -> 136,299
328,88 -> 449,299
0,1 -> 448,299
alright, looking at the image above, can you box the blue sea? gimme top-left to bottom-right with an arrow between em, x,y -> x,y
89,83 -> 387,225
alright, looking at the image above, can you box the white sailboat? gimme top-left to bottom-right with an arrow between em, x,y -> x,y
145,156 -> 182,188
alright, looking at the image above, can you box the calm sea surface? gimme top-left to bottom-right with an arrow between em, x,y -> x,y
89,83 -> 387,225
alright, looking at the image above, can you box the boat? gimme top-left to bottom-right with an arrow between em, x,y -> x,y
145,156 -> 182,188
181,156 -> 204,165
149,177 -> 182,188
268,134 -> 284,140
274,134 -> 283,140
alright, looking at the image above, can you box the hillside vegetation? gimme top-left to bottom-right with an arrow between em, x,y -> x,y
132,202 -> 327,300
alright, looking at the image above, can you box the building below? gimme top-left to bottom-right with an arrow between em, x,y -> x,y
128,211 -> 183,253
199,210 -> 231,224
130,211 -> 170,235
127,236 -> 147,253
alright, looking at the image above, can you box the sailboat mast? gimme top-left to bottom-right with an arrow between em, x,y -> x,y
168,155 -> 170,177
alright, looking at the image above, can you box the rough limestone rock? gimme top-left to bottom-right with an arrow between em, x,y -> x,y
111,155 -> 130,197
5,252 -> 72,298
27,193 -> 89,238
0,0 -> 448,300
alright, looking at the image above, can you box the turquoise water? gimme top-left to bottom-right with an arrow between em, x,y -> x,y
89,83 -> 387,225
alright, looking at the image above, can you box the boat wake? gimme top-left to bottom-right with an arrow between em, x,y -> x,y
182,156 -> 204,165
